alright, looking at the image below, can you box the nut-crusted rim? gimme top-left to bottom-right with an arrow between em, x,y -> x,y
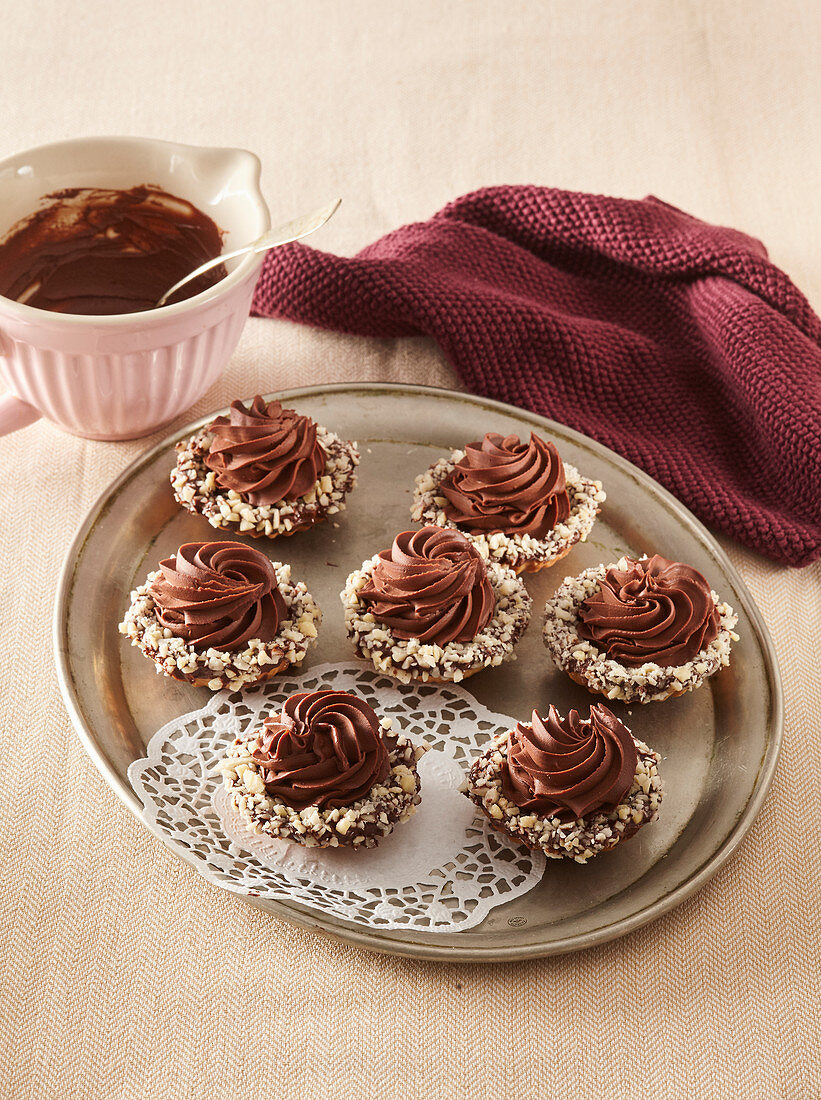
464,728 -> 663,862
542,558 -> 739,704
410,454 -> 606,571
219,725 -> 427,848
171,424 -> 360,539
118,562 -> 322,691
341,558 -> 532,684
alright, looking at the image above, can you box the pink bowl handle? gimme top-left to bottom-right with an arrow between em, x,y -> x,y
0,390 -> 41,435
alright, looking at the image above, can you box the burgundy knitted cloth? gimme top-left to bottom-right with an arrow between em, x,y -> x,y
252,186 -> 821,566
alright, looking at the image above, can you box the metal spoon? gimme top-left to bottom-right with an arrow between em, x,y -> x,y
155,197 -> 341,307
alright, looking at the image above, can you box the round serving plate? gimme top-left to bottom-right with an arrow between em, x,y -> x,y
54,383 -> 782,961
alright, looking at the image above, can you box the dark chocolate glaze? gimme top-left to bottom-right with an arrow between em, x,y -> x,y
0,186 -> 226,314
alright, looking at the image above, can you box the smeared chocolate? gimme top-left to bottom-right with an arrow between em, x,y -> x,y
0,186 -> 225,314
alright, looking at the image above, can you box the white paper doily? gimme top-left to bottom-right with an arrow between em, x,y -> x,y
128,661 -> 545,932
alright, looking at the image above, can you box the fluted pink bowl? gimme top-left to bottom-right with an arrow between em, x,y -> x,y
0,137 -> 271,440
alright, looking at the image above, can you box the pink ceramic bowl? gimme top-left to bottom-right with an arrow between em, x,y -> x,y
0,137 -> 271,440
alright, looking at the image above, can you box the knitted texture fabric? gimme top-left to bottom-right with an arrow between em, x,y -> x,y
252,186 -> 821,566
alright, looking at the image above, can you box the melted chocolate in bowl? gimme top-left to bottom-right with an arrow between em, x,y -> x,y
0,186 -> 226,314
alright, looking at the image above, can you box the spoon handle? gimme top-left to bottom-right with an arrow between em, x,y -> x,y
250,197 -> 342,254
156,197 -> 341,307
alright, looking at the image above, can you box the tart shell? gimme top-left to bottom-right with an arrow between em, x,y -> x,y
411,454 -> 605,573
119,562 -> 321,691
542,559 -> 739,704
463,728 -> 663,862
219,726 -> 427,849
341,557 -> 532,685
171,424 -> 359,540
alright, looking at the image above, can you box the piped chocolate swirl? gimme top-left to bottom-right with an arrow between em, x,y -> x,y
205,395 -> 327,505
149,541 -> 285,651
439,432 -> 570,538
357,526 -> 495,645
576,554 -> 720,667
246,690 -> 390,810
502,704 -> 637,819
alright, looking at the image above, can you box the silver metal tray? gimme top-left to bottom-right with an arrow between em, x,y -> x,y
54,383 -> 782,961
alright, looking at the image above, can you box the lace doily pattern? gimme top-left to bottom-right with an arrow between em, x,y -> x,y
128,661 -> 545,932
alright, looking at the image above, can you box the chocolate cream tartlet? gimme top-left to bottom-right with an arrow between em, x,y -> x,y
172,395 -> 359,539
411,431 -> 605,573
218,689 -> 427,848
119,541 -> 321,690
341,525 -> 532,684
464,702 -> 663,862
543,554 -> 738,704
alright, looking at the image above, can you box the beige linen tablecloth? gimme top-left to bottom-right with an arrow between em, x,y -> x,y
1,2 -> 819,1097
